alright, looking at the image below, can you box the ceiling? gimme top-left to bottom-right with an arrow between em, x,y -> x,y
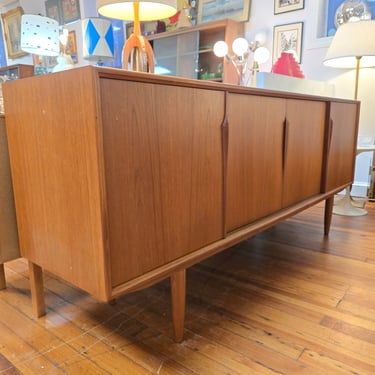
0,1 -> 16,9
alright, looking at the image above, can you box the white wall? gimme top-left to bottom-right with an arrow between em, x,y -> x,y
247,0 -> 375,196
2,0 -> 374,195
1,0 -> 97,68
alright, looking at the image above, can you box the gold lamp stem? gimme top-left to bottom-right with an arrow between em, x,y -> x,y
133,2 -> 141,36
354,56 -> 361,100
122,2 -> 155,72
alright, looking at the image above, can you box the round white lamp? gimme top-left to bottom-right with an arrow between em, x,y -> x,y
213,41 -> 228,58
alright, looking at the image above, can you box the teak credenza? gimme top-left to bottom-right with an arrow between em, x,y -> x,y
3,67 -> 360,341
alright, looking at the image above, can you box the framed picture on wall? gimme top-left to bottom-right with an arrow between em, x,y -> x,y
273,22 -> 303,63
125,22 -> 134,39
64,31 -> 78,63
1,7 -> 28,59
198,0 -> 251,24
125,21 -> 159,38
274,0 -> 304,15
61,0 -> 81,24
326,0 -> 375,36
45,0 -> 63,25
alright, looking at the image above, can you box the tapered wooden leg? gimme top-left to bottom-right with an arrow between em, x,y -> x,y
170,269 -> 186,343
29,261 -> 46,318
0,264 -> 5,290
324,196 -> 334,236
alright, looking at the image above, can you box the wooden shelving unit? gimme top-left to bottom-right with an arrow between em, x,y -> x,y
148,19 -> 244,84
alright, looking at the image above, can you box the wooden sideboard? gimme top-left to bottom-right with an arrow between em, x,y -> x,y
3,67 -> 360,341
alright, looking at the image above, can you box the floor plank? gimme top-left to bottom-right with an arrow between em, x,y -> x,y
0,202 -> 374,374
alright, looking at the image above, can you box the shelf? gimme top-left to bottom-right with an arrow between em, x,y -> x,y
148,19 -> 243,84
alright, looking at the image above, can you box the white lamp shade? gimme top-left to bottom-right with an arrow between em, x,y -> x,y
21,15 -> 59,56
82,18 -> 115,62
324,20 -> 375,68
97,0 -> 177,21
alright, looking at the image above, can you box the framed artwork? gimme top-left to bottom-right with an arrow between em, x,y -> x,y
326,0 -> 375,36
1,7 -> 28,59
45,0 -> 63,25
61,0 -> 81,24
126,21 -> 159,38
198,0 -> 251,24
274,0 -> 304,15
0,19 -> 6,66
64,31 -> 78,63
125,22 -> 134,39
273,22 -> 303,63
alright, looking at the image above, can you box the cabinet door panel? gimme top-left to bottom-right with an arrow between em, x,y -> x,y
226,94 -> 285,232
283,100 -> 326,207
100,80 -> 224,286
324,102 -> 359,192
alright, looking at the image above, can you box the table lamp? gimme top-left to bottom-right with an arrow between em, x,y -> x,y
97,0 -> 177,73
324,20 -> 375,216
213,37 -> 270,86
20,14 -> 60,74
82,17 -> 115,66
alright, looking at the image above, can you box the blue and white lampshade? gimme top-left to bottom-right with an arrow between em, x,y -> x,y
82,18 -> 115,65
21,14 -> 60,56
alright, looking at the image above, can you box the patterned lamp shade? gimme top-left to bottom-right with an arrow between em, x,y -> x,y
82,18 -> 115,64
21,15 -> 60,56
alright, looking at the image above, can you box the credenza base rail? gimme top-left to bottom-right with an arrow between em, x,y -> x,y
29,194 -> 336,342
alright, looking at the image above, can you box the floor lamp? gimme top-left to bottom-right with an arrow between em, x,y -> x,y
97,0 -> 177,72
323,20 -> 375,216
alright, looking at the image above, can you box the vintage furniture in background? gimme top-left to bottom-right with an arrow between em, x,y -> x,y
148,18 -> 244,84
0,66 -> 33,286
0,64 -> 34,113
0,115 -> 20,289
3,67 -> 359,341
0,64 -> 34,80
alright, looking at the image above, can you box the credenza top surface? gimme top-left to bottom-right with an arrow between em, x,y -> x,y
3,65 -> 358,105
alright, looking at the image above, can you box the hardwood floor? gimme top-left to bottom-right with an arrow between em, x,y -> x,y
0,202 -> 374,374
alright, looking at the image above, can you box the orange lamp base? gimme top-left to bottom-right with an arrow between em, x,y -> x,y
122,33 -> 155,73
